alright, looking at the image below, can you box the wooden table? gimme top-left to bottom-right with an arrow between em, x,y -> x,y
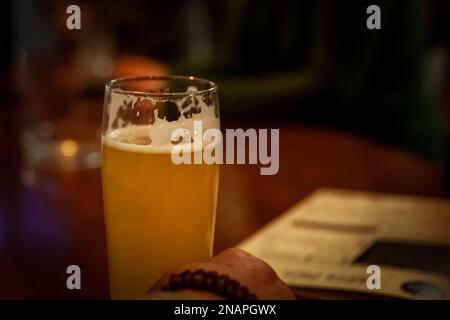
0,107 -> 446,299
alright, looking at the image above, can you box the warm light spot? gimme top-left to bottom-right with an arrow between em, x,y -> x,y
85,152 -> 101,168
91,55 -> 114,78
60,139 -> 78,157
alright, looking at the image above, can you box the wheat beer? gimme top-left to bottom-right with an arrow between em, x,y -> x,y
101,76 -> 220,300
102,126 -> 219,299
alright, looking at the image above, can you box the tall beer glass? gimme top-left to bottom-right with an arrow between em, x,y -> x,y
101,76 -> 220,299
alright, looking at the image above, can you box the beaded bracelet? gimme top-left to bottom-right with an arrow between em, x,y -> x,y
162,269 -> 258,300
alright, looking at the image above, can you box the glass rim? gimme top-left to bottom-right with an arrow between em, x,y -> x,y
106,75 -> 218,97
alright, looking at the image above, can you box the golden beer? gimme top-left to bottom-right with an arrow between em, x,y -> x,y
102,75 -> 219,300
102,128 -> 219,299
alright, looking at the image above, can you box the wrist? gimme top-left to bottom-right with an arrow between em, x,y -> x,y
161,269 -> 258,300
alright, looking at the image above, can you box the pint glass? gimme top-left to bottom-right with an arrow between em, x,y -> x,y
101,76 -> 220,299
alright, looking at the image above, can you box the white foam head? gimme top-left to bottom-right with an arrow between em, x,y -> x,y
104,89 -> 219,154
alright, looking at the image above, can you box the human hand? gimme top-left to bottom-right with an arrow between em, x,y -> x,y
146,248 -> 295,300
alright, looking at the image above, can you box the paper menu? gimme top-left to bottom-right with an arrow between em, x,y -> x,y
239,188 -> 450,299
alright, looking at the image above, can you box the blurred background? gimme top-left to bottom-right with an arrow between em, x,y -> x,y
0,0 -> 448,298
